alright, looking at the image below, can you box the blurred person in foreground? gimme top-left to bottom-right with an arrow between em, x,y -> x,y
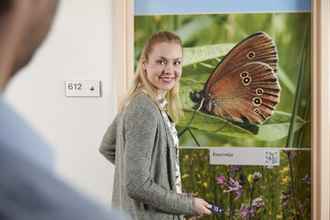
0,0 -> 129,219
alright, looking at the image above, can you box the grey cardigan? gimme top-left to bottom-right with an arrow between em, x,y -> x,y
99,92 -> 195,220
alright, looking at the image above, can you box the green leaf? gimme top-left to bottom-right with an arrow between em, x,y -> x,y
177,109 -> 255,139
181,61 -> 214,83
177,109 -> 307,143
183,43 -> 235,66
278,67 -> 295,95
256,121 -> 304,142
264,110 -> 305,124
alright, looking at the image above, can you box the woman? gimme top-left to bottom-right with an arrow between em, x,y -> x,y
100,31 -> 211,220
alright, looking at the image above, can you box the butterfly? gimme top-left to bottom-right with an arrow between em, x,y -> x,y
189,32 -> 281,129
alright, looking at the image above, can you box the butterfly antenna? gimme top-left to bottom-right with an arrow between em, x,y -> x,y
197,98 -> 205,111
189,98 -> 205,126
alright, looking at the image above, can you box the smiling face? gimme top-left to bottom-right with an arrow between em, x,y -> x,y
143,42 -> 183,95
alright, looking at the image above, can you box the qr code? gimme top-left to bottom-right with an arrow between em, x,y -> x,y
264,150 -> 280,166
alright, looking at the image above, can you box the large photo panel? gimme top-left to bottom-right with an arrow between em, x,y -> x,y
134,1 -> 312,219
134,0 -> 311,148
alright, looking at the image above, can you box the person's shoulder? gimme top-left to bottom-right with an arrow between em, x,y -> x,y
0,140 -> 130,220
125,92 -> 158,115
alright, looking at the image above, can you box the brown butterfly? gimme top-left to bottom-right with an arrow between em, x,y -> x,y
190,32 -> 281,126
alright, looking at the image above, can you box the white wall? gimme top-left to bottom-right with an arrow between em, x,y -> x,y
4,0 -> 115,206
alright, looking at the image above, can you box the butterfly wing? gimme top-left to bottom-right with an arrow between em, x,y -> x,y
208,62 -> 280,124
204,32 -> 278,92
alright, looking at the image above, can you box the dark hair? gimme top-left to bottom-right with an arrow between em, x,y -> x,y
0,0 -> 11,14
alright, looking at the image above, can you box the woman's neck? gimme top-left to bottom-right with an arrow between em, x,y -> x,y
157,89 -> 167,99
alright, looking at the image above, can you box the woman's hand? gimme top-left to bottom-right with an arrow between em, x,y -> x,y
192,197 -> 212,217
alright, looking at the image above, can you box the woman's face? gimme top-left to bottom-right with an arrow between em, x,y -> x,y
143,42 -> 183,95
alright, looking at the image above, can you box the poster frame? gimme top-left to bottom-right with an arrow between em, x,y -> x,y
112,0 -> 329,218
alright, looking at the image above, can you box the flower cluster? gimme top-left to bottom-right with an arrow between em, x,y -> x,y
216,175 -> 243,200
216,168 -> 266,219
239,197 -> 265,219
247,172 -> 262,184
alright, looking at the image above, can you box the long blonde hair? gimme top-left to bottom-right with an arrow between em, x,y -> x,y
120,31 -> 184,122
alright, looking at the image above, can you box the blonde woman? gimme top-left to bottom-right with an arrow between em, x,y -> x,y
100,31 -> 211,220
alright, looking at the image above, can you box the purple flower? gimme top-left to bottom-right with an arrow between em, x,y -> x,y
224,177 -> 243,199
239,205 -> 255,219
302,174 -> 311,185
216,175 -> 226,186
239,205 -> 250,219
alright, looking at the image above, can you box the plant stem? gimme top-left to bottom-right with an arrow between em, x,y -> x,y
285,25 -> 308,219
286,27 -> 308,148
248,184 -> 255,220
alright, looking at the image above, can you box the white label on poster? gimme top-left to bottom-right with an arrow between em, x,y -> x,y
209,147 -> 280,166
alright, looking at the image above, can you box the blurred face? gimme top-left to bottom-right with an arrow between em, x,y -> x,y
143,42 -> 182,95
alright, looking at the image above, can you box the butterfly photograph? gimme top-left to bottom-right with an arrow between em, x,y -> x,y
186,32 -> 281,137
135,12 -> 311,148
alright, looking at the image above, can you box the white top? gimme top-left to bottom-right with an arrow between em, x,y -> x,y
157,97 -> 182,194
